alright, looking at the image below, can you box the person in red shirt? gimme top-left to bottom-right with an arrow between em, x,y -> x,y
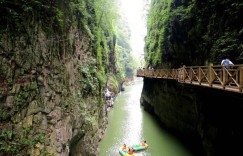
128,147 -> 134,154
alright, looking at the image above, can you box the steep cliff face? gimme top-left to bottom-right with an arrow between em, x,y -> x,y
0,28 -> 105,156
0,1 -> 116,155
141,78 -> 202,155
141,78 -> 243,156
145,0 -> 243,68
143,1 -> 243,155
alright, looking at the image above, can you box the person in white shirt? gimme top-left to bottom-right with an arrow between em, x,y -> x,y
221,58 -> 234,69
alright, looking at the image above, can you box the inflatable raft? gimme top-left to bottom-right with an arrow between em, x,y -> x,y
131,143 -> 149,151
118,147 -> 134,156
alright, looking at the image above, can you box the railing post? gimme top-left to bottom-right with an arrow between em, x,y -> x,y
198,66 -> 202,85
144,69 -> 147,77
160,69 -> 163,78
148,69 -> 150,77
137,70 -> 140,77
220,67 -> 223,86
240,67 -> 243,92
209,64 -> 213,87
177,68 -> 180,81
142,69 -> 145,77
178,68 -> 181,82
189,67 -> 192,83
182,65 -> 186,82
137,69 -> 142,77
222,67 -> 228,88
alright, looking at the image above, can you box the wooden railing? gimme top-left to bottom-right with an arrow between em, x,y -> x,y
137,65 -> 243,93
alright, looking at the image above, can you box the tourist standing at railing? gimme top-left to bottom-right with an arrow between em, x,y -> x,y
147,64 -> 154,70
221,58 -> 234,69
221,58 -> 234,85
137,67 -> 145,77
146,64 -> 153,77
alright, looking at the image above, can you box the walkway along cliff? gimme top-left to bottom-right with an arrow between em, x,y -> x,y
138,66 -> 243,156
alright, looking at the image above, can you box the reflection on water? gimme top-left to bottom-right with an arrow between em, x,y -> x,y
122,82 -> 143,146
99,78 -> 193,156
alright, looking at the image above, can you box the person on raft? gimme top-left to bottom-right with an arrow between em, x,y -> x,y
141,140 -> 147,146
128,147 -> 134,154
122,144 -> 127,150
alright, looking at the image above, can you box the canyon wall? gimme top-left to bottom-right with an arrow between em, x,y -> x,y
141,78 -> 243,156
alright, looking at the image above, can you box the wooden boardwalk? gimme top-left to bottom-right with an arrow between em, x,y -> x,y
137,65 -> 243,94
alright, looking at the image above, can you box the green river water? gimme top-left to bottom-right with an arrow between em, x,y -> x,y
99,78 -> 193,156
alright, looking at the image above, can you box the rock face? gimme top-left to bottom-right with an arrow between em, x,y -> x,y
0,16 -> 109,156
141,78 -> 243,156
0,28 -> 106,155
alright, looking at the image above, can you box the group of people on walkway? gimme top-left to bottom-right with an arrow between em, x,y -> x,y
138,56 -> 234,71
137,64 -> 154,71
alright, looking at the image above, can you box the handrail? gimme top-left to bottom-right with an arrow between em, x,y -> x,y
137,65 -> 243,93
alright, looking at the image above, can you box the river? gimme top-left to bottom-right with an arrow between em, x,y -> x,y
99,78 -> 193,156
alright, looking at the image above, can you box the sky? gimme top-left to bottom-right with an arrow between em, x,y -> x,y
120,0 -> 150,58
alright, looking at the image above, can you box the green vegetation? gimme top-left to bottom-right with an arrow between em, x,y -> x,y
0,0 -> 136,88
115,17 -> 136,79
107,75 -> 119,94
0,128 -> 45,154
0,0 -> 138,154
0,1 -> 65,34
145,0 -> 172,67
15,91 -> 29,106
71,0 -> 136,87
145,0 -> 243,68
79,58 -> 100,97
